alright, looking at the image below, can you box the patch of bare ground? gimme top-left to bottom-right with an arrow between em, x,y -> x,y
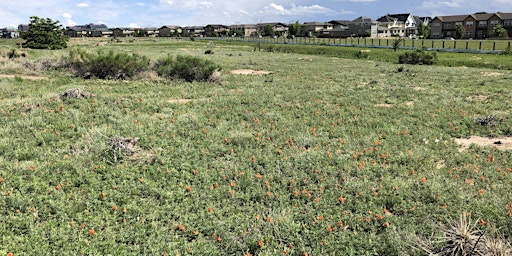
373,104 -> 394,108
455,136 -> 512,151
413,87 -> 427,91
231,69 -> 272,75
168,99 -> 193,104
467,95 -> 488,101
481,72 -> 503,76
0,74 -> 46,80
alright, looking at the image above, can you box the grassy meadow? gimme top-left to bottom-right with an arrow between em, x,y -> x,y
0,37 -> 511,255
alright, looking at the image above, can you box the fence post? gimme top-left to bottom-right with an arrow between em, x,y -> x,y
386,39 -> 389,47
454,41 -> 456,49
493,42 -> 496,51
479,41 -> 482,50
432,40 -> 434,48
412,39 -> 414,48
442,40 -> 445,49
466,41 -> 468,49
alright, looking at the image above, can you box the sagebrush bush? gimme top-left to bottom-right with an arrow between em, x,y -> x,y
63,49 -> 150,79
398,49 -> 437,65
154,54 -> 220,82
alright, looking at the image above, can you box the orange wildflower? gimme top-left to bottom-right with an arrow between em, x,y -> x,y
338,196 -> 345,203
478,189 -> 485,195
0,177 -> 3,182
177,224 -> 186,232
421,176 -> 427,183
112,205 -> 118,211
89,229 -> 95,236
186,185 -> 192,192
55,184 -> 62,190
258,240 -> 264,247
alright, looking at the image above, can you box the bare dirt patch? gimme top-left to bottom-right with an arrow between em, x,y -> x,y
455,136 -> 512,151
481,72 -> 503,77
467,95 -> 488,101
373,104 -> 394,108
0,74 -> 47,80
168,99 -> 193,104
231,69 -> 272,75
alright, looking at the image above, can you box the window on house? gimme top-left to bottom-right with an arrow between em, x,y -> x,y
490,20 -> 500,26
466,21 -> 473,26
433,32 -> 440,37
479,21 -> 487,27
465,31 -> 472,37
504,20 -> 512,26
456,22 -> 463,26
432,22 -> 441,27
444,22 -> 452,28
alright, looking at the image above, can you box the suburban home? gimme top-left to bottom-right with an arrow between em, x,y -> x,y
430,12 -> 512,39
257,22 -> 289,37
301,22 -> 334,37
376,13 -> 424,37
159,25 -> 182,37
341,16 -> 377,37
204,24 -> 229,36
183,26 -> 205,37
1,28 -> 19,38
328,25 -> 350,38
497,12 -> 512,37
228,24 -> 257,37
65,23 -> 109,37
429,15 -> 467,39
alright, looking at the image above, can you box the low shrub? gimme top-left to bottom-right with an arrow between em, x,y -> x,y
63,49 -> 150,79
154,54 -> 220,82
398,49 -> 437,65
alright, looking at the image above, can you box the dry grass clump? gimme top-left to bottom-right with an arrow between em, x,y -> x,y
61,88 -> 94,99
415,212 -> 512,256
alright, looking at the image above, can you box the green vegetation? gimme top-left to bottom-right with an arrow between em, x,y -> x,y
21,16 -> 69,50
0,38 -> 511,255
154,54 -> 220,82
399,49 -> 437,65
62,49 -> 150,79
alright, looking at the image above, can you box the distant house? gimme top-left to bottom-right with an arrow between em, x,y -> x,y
257,22 -> 289,37
204,24 -> 229,36
1,28 -> 19,38
183,26 -> 205,37
328,25 -> 350,38
159,25 -> 182,37
301,22 -> 334,37
65,23 -> 109,37
430,12 -> 512,39
345,16 -> 377,37
376,13 -> 423,37
18,24 -> 29,32
228,24 -> 257,37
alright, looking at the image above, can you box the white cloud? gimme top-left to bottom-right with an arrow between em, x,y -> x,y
337,0 -> 376,2
62,12 -> 73,19
129,23 -> 139,28
77,3 -> 89,8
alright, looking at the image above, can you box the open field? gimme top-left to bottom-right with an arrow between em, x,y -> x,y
0,38 -> 511,255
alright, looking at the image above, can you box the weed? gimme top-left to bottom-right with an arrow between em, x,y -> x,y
154,54 -> 220,82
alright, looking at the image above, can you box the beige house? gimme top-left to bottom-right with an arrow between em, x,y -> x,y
301,22 -> 334,37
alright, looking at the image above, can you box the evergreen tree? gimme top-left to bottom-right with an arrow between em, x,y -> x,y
21,16 -> 69,49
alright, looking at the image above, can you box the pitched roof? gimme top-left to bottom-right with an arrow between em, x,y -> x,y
377,13 -> 411,23
471,12 -> 493,21
496,12 -> 512,19
436,15 -> 468,22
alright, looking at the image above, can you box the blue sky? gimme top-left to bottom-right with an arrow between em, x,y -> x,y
2,0 -> 512,28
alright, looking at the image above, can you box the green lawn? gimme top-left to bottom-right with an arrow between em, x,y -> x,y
0,38 -> 511,255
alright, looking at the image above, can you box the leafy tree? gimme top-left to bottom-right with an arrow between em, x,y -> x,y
418,23 -> 430,38
262,25 -> 275,37
289,21 -> 301,37
493,24 -> 507,38
455,24 -> 465,39
21,16 -> 68,49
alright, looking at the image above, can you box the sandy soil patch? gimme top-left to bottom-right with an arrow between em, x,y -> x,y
413,87 -> 427,91
168,99 -> 193,104
231,69 -> 272,75
481,72 -> 503,76
455,136 -> 512,151
373,104 -> 394,108
467,95 -> 488,101
0,74 -> 47,80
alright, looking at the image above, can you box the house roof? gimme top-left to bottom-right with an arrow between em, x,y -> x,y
329,20 -> 352,25
160,25 -> 182,29
471,12 -> 493,21
377,13 -> 411,23
435,15 -> 469,22
496,12 -> 512,19
302,22 -> 333,26
352,16 -> 374,23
